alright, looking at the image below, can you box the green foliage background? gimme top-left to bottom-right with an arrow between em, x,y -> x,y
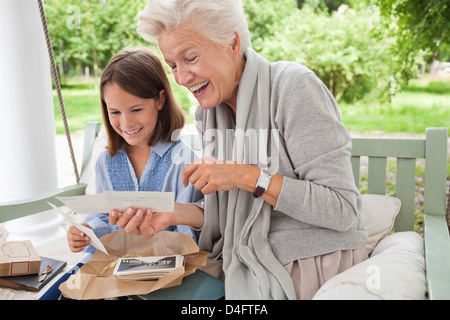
45,0 -> 448,108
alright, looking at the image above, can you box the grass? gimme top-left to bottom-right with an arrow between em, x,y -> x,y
53,83 -> 101,134
340,78 -> 450,182
340,79 -> 450,134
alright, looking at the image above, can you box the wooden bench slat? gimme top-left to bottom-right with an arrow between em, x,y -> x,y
367,156 -> 387,195
352,138 -> 426,158
395,158 -> 417,232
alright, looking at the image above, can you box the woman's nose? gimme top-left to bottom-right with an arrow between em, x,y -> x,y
175,64 -> 194,87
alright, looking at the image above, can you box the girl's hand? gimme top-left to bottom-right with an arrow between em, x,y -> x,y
67,224 -> 92,253
109,207 -> 175,239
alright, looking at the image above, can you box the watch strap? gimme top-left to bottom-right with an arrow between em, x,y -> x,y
253,169 -> 271,198
253,185 -> 266,198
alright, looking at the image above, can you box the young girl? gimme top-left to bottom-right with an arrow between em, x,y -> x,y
67,49 -> 203,253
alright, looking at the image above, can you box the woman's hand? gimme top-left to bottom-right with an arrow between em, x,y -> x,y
182,157 -> 283,207
109,207 -> 175,239
181,157 -> 259,195
67,224 -> 92,253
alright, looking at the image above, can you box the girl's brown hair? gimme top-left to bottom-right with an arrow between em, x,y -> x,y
100,49 -> 185,156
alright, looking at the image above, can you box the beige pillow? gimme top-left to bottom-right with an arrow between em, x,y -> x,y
313,231 -> 426,300
361,194 -> 401,255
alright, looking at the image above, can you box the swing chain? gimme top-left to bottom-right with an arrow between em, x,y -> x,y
37,0 -> 80,184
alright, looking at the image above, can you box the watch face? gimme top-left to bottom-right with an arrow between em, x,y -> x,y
259,174 -> 271,188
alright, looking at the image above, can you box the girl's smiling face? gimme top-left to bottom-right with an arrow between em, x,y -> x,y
158,28 -> 245,114
104,82 -> 165,151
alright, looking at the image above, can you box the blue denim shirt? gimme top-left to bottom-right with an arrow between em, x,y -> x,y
83,138 -> 203,251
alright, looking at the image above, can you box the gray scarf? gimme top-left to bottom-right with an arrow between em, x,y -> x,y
197,49 -> 296,300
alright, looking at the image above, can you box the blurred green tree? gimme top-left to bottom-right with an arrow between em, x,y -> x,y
45,0 -> 148,81
376,0 -> 449,55
244,0 -> 423,102
374,0 -> 450,75
45,0 -> 438,104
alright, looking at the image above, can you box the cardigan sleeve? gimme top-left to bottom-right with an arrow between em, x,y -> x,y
271,66 -> 362,232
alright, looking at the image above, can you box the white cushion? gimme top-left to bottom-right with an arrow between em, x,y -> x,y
361,194 -> 401,254
312,231 -> 426,300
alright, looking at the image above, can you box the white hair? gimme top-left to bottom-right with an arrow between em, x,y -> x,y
137,0 -> 252,56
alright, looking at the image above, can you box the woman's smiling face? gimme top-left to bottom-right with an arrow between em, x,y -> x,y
158,28 -> 244,113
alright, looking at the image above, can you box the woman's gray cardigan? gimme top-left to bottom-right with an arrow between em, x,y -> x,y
195,60 -> 367,266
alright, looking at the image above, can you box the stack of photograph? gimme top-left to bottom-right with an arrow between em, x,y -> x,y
113,255 -> 184,281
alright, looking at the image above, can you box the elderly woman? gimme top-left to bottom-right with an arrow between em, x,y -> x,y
113,0 -> 368,300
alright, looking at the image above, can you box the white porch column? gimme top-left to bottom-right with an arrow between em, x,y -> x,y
0,0 -> 63,245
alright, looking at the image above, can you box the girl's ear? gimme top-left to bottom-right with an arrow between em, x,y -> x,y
157,89 -> 166,110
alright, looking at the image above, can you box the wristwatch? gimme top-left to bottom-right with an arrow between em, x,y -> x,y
253,169 -> 272,198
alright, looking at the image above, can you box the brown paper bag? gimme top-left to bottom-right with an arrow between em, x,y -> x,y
59,230 -> 208,300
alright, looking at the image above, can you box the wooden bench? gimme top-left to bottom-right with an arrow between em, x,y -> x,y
351,127 -> 449,300
0,123 -> 448,300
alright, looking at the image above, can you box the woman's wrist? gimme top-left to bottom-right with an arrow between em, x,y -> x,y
238,164 -> 282,207
238,164 -> 261,193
